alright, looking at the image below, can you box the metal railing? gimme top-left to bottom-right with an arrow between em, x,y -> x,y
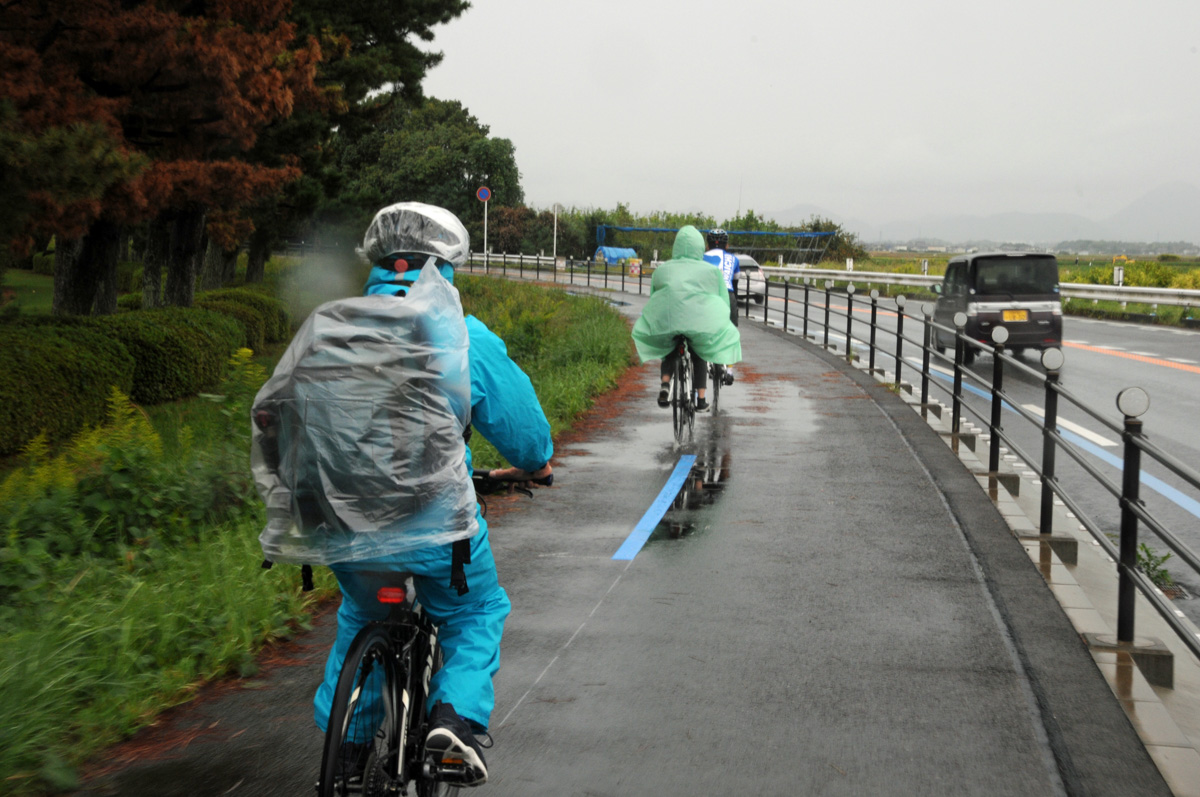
745,274 -> 1200,666
456,259 -> 1200,679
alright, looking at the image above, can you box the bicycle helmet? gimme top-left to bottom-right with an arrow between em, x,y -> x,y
359,202 -> 469,268
706,228 -> 729,250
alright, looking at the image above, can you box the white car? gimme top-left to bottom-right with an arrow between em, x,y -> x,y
734,255 -> 766,304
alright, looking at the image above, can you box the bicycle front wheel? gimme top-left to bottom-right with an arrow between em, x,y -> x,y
319,626 -> 399,797
709,364 -> 721,414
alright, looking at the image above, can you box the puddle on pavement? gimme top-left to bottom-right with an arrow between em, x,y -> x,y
652,419 -> 733,541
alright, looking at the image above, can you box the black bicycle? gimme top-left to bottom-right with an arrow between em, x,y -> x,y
669,335 -> 696,443
317,470 -> 551,797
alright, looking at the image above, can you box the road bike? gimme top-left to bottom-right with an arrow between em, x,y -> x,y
669,335 -> 696,443
317,471 -> 550,797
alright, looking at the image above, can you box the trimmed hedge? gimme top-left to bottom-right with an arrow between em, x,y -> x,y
0,324 -> 135,456
31,253 -> 55,276
201,288 -> 291,342
91,308 -> 242,405
195,299 -> 266,352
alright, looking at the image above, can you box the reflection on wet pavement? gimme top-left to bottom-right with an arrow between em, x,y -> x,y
654,416 -> 733,540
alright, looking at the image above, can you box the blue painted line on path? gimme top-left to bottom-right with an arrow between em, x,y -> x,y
613,455 -> 697,561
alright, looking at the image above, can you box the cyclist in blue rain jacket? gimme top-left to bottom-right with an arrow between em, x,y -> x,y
703,228 -> 740,384
315,202 -> 553,787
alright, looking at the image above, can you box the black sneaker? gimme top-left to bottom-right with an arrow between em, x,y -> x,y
695,398 -> 709,412
426,701 -> 488,787
657,387 -> 670,407
722,368 -> 735,386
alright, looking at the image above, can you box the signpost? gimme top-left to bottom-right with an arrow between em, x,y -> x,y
477,186 -> 491,273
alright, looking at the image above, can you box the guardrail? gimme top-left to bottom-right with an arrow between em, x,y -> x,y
461,253 -> 1200,309
743,273 -> 1200,682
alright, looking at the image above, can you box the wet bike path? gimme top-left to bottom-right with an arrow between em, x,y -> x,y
75,290 -> 1168,796
483,291 -> 1168,796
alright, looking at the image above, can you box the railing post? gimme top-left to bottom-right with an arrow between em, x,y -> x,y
823,280 -> 832,348
893,295 -> 906,390
920,302 -> 933,404
868,290 -> 879,374
639,266 -> 643,295
763,278 -> 771,325
783,280 -> 790,331
519,254 -> 524,279
844,283 -> 856,362
604,263 -> 608,290
1039,348 -> 1066,536
988,326 -> 1009,473
1116,388 -> 1150,643
952,312 -> 966,434
802,279 -> 810,339
621,264 -> 625,292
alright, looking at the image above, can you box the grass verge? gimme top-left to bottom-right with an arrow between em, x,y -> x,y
0,270 -> 634,795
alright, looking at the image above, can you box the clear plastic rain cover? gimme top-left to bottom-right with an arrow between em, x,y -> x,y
251,263 -> 477,565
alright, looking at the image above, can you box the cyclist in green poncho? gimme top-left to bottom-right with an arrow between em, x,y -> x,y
631,226 -> 742,411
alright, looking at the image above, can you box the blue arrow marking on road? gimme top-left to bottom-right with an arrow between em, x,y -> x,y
613,455 -> 697,560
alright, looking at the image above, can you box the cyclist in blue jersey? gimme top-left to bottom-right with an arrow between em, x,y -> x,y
315,202 -> 554,788
703,228 -> 740,384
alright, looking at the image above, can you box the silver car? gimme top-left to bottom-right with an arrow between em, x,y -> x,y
734,255 -> 766,304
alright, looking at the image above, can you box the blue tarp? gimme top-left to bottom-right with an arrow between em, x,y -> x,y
594,246 -> 639,264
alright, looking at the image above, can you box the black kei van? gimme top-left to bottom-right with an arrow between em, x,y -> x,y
932,252 -> 1062,364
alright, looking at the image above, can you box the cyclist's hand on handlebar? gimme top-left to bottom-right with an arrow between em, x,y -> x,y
487,463 -> 553,490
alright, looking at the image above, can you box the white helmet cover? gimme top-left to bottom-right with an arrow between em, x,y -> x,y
358,202 -> 470,267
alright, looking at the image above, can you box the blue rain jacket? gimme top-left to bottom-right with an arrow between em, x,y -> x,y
314,265 -> 553,734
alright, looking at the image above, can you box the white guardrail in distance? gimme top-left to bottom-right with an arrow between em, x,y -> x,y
760,267 -> 1200,309
460,254 -> 1200,309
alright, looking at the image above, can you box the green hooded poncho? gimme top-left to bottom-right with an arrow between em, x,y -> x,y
631,226 -> 743,364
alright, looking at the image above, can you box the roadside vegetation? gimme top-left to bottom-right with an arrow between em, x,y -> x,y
0,258 -> 634,795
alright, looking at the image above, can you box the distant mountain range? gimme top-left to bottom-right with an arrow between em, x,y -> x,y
767,182 -> 1200,247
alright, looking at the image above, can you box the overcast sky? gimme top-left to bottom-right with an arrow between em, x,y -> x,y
422,0 -> 1200,233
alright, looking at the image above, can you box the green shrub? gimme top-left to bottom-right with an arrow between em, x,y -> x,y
0,324 -> 135,456
195,299 -> 266,352
1169,269 -> 1200,291
117,291 -> 143,311
92,308 -> 241,404
31,253 -> 55,276
199,288 -> 291,342
116,261 -> 141,294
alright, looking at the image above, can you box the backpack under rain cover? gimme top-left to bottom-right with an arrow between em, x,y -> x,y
250,263 -> 477,565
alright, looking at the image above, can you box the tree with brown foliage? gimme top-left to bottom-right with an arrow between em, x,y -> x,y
0,0 -> 325,313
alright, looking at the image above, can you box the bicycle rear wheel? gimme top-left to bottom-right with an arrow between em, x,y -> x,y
319,626 -> 400,797
709,363 -> 721,414
672,351 -> 692,444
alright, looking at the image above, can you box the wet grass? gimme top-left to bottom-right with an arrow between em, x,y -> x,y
0,267 -> 634,795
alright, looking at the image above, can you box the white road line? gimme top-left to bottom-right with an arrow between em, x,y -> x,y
1172,359 -> 1199,365
1021,404 -> 1117,447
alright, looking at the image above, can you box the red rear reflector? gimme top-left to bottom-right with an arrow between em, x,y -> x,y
377,587 -> 406,604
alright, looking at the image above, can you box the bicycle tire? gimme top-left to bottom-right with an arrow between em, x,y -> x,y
319,626 -> 397,797
413,637 -> 459,797
709,363 -> 721,414
672,347 -> 692,444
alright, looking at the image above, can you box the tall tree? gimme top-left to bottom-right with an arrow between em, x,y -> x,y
240,0 -> 471,278
324,97 -> 523,245
0,0 -> 323,313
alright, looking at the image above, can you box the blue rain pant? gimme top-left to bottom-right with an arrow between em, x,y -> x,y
313,515 -> 510,735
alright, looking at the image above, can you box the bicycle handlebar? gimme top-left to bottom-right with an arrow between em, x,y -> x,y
471,469 -> 553,497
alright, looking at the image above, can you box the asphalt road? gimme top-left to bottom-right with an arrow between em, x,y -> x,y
74,290 -> 1171,797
